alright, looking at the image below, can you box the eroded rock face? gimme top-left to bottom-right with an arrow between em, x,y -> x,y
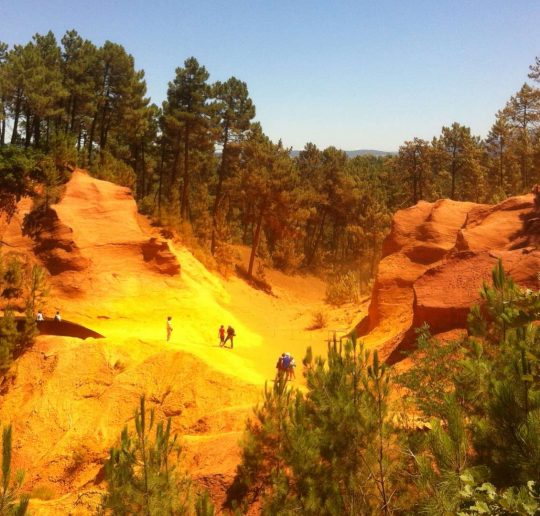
1,170 -> 182,285
23,207 -> 91,275
357,194 -> 540,364
141,237 -> 181,276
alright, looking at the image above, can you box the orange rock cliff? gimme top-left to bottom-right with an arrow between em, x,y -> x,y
356,194 -> 540,364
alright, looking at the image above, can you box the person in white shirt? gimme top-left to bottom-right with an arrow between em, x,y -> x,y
36,311 -> 44,322
54,311 -> 62,322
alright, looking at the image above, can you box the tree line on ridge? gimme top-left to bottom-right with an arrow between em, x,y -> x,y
1,30 -> 540,290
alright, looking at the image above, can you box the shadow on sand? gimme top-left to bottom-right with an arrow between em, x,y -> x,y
15,318 -> 104,340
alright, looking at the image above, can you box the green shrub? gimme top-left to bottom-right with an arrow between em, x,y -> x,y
102,396 -> 192,514
0,425 -> 29,514
0,311 -> 18,376
29,484 -> 55,501
0,146 -> 41,221
325,270 -> 362,306
46,133 -> 78,170
307,310 -> 327,330
90,152 -> 136,189
0,253 -> 44,376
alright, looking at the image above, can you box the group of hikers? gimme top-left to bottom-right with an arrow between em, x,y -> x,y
218,324 -> 236,348
166,317 -> 236,349
167,318 -> 299,382
36,310 -> 62,322
276,352 -> 296,381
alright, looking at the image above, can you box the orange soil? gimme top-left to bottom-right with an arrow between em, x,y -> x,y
0,170 -> 361,514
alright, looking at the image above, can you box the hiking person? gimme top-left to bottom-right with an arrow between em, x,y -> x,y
36,310 -> 44,322
287,356 -> 297,380
218,325 -> 225,347
166,316 -> 173,341
54,311 -> 62,322
276,353 -> 285,377
282,353 -> 291,375
224,325 -> 236,348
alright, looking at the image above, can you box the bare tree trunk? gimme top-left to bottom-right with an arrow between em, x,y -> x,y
248,203 -> 265,278
450,147 -> 457,199
0,110 -> 5,146
307,209 -> 327,266
10,93 -> 21,144
77,127 -> 83,154
24,110 -> 32,148
33,116 -> 41,148
211,127 -> 229,255
45,118 -> 51,149
157,138 -> 166,218
180,126 -> 190,220
88,110 -> 98,164
141,140 -> 147,198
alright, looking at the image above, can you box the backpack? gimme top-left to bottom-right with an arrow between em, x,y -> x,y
282,355 -> 291,369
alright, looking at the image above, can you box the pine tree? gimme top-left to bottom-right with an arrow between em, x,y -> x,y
162,57 -> 214,220
230,336 -> 399,515
410,395 -> 478,515
285,339 -> 397,515
210,77 -> 255,255
485,112 -> 518,196
102,396 -> 192,515
462,261 -> 540,486
0,425 -> 28,515
396,138 -> 432,205
438,123 -> 486,201
28,31 -> 67,149
502,84 -> 540,189
0,310 -> 18,375
236,124 -> 299,278
226,376 -> 293,512
60,30 -> 100,154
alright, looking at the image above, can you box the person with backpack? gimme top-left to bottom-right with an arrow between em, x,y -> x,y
287,356 -> 297,380
166,316 -> 173,341
218,325 -> 226,347
224,325 -> 236,348
276,353 -> 285,378
282,353 -> 291,374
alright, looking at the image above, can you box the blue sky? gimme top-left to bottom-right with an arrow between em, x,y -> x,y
1,0 -> 539,150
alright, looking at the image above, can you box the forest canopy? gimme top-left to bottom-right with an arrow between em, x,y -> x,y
1,30 -> 540,287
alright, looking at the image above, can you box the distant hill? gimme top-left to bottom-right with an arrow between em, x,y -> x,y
290,149 -> 396,158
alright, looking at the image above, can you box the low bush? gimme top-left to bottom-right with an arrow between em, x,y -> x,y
307,310 -> 328,330
325,269 -> 362,306
90,152 -> 136,190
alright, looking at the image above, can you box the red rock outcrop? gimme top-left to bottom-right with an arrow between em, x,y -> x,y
141,237 -> 181,276
22,207 -> 91,275
357,194 -> 540,364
